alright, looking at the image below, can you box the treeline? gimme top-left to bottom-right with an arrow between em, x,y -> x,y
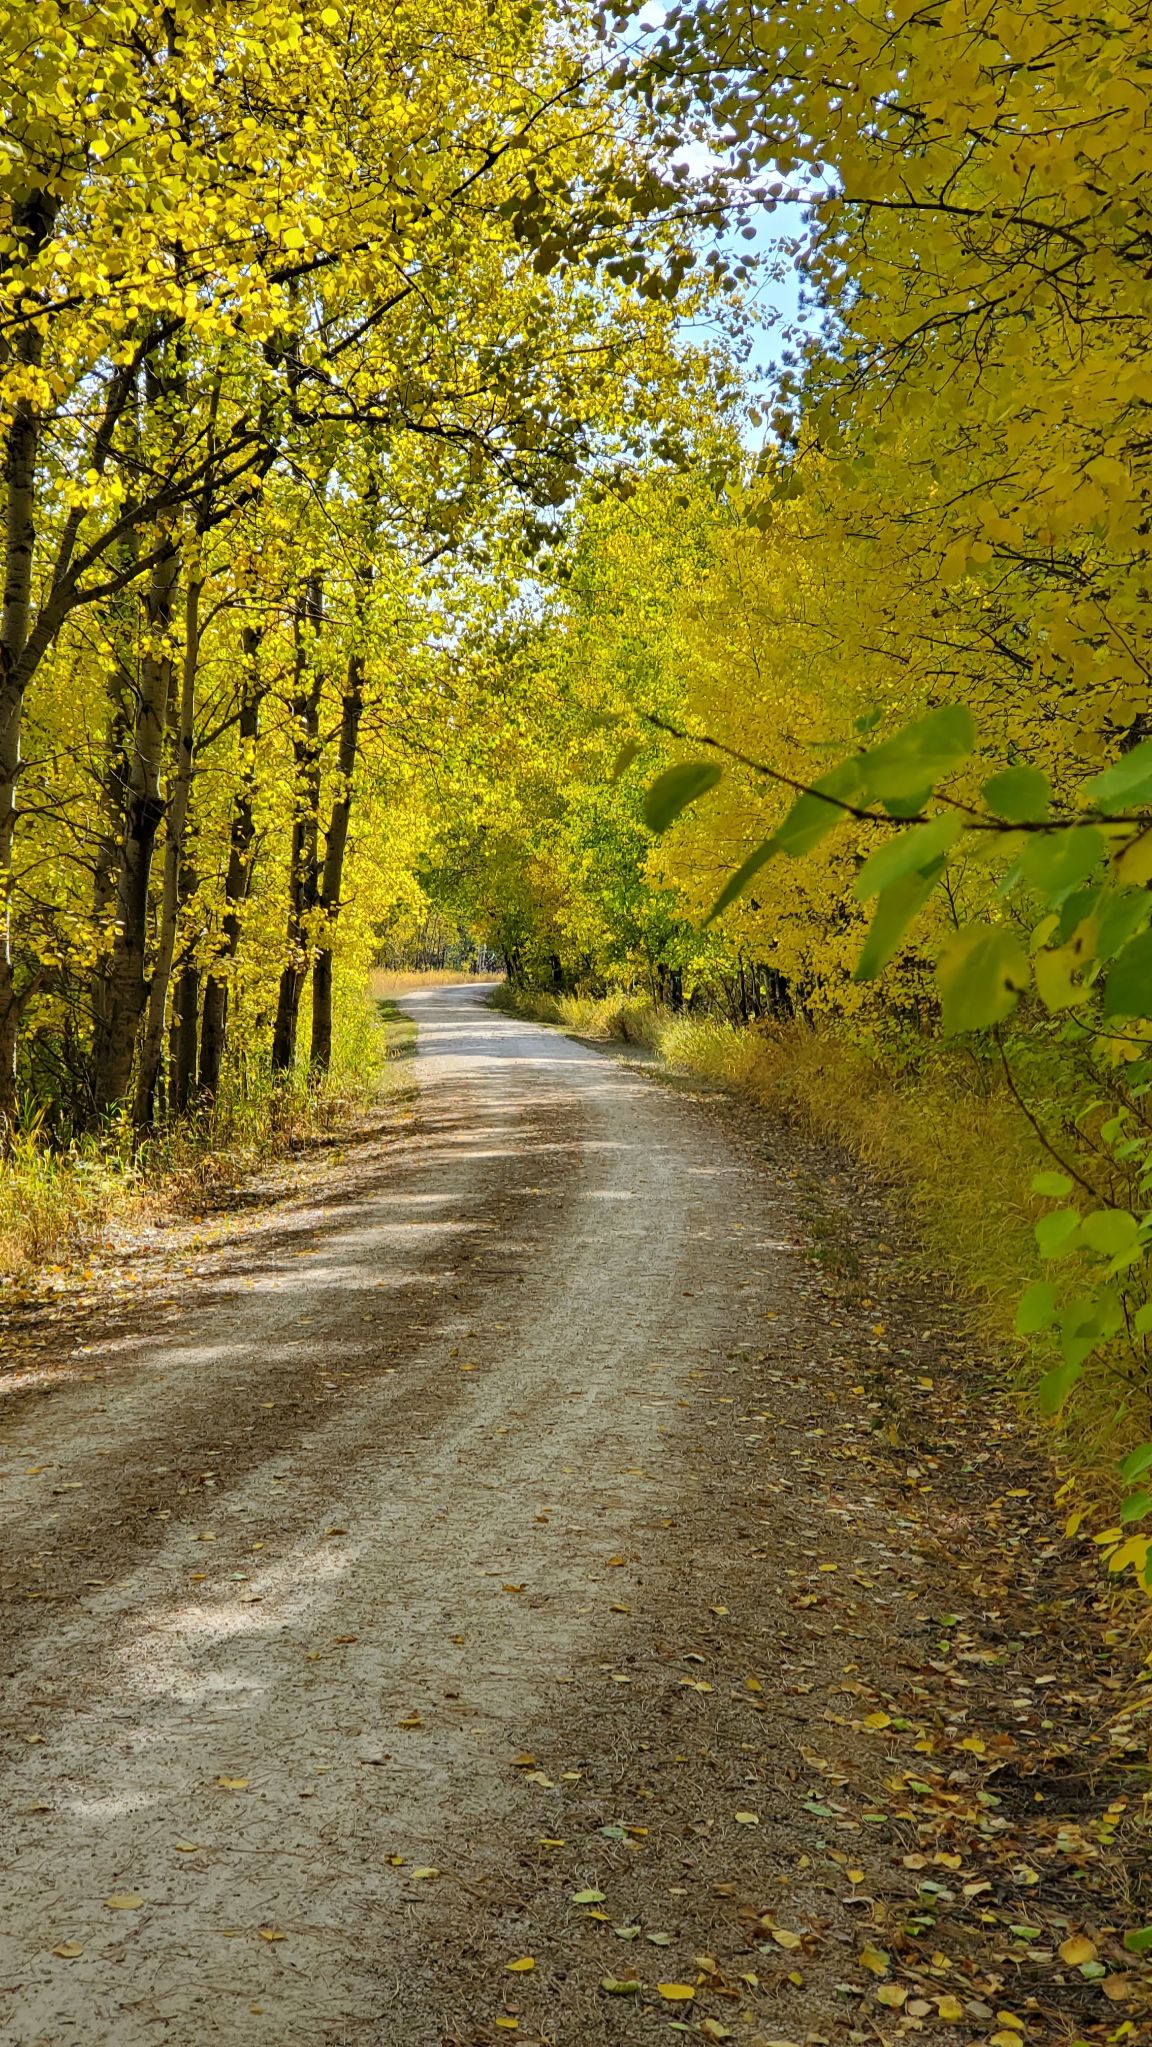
0,0 -> 732,1139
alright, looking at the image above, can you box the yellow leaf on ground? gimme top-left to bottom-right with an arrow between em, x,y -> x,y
862,1712 -> 891,1730
936,1996 -> 965,2021
258,1928 -> 286,1942
735,1810 -> 759,1824
859,1946 -> 890,1976
657,1983 -> 696,2000
395,1715 -> 423,1729
410,1867 -> 439,1880
52,1943 -> 83,1958
771,1929 -> 802,1950
216,1777 -> 249,1790
875,1985 -> 906,2009
104,1894 -> 143,1910
506,1957 -> 535,1972
1059,1934 -> 1097,1966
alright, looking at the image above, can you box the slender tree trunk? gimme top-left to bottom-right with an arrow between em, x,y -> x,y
90,532 -> 180,1115
309,649 -> 366,1073
0,189 -> 58,1127
271,574 -> 324,1074
199,624 -> 264,1100
134,561 -> 202,1129
172,951 -> 200,1113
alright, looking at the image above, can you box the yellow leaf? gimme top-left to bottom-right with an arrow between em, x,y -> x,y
875,1984 -> 907,2009
410,1867 -> 439,1880
215,1777 -> 248,1790
506,1957 -> 535,1972
859,1946 -> 890,1976
104,1893 -> 143,1910
657,1983 -> 696,2000
771,1929 -> 802,1950
258,1928 -> 286,1942
1059,1934 -> 1097,1966
395,1715 -> 423,1729
52,1942 -> 84,1958
734,1810 -> 759,1824
936,1995 -> 965,2021
862,1712 -> 891,1730
173,1841 -> 199,1853
495,2021 -> 519,2032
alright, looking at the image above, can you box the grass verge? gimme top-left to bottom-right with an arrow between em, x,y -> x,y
0,987 -> 402,1289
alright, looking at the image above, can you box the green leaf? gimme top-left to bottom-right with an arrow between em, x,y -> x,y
853,814 -> 964,900
643,761 -> 722,833
1037,1359 -> 1083,1415
937,924 -> 1030,1033
1034,1208 -> 1081,1259
1123,1926 -> 1152,1956
853,863 -> 945,981
1119,1441 -> 1152,1485
859,705 -> 975,803
773,756 -> 863,859
706,836 -> 775,923
1094,890 -> 1150,963
1134,1303 -> 1152,1335
1101,929 -> 1152,1018
1083,738 -> 1152,811
1120,1489 -> 1152,1523
1032,1171 -> 1073,1198
982,766 -> 1052,822
1015,1281 -> 1057,1335
1016,827 -> 1106,903
1080,1208 -> 1139,1260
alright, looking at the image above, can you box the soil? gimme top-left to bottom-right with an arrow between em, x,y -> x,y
0,982 -> 1147,2047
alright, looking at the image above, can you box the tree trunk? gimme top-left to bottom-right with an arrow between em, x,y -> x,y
90,532 -> 180,1115
309,649 -> 366,1073
271,574 -> 324,1075
172,953 -> 200,1114
0,189 -> 58,1128
134,561 -> 202,1128
199,624 -> 265,1100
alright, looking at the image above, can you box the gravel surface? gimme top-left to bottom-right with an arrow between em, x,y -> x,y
0,983 -> 1146,2047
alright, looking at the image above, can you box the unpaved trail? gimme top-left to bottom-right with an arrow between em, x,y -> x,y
0,984 -> 1146,2047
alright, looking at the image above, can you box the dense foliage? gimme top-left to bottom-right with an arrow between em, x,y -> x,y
4,4 -> 1152,1568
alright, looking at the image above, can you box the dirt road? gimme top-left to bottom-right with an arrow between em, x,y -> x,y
0,984 -> 1145,2047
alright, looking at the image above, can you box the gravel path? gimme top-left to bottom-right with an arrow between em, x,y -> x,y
0,984 -> 1145,2047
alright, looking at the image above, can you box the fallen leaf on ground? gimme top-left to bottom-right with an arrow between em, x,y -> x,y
657,1983 -> 696,2001
506,1957 -> 534,1972
1059,1934 -> 1097,1966
258,1928 -> 286,1942
104,1893 -> 143,1910
52,1942 -> 83,1958
770,1929 -> 802,1950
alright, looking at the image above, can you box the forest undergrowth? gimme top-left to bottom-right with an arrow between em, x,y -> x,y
0,990 -> 396,1289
